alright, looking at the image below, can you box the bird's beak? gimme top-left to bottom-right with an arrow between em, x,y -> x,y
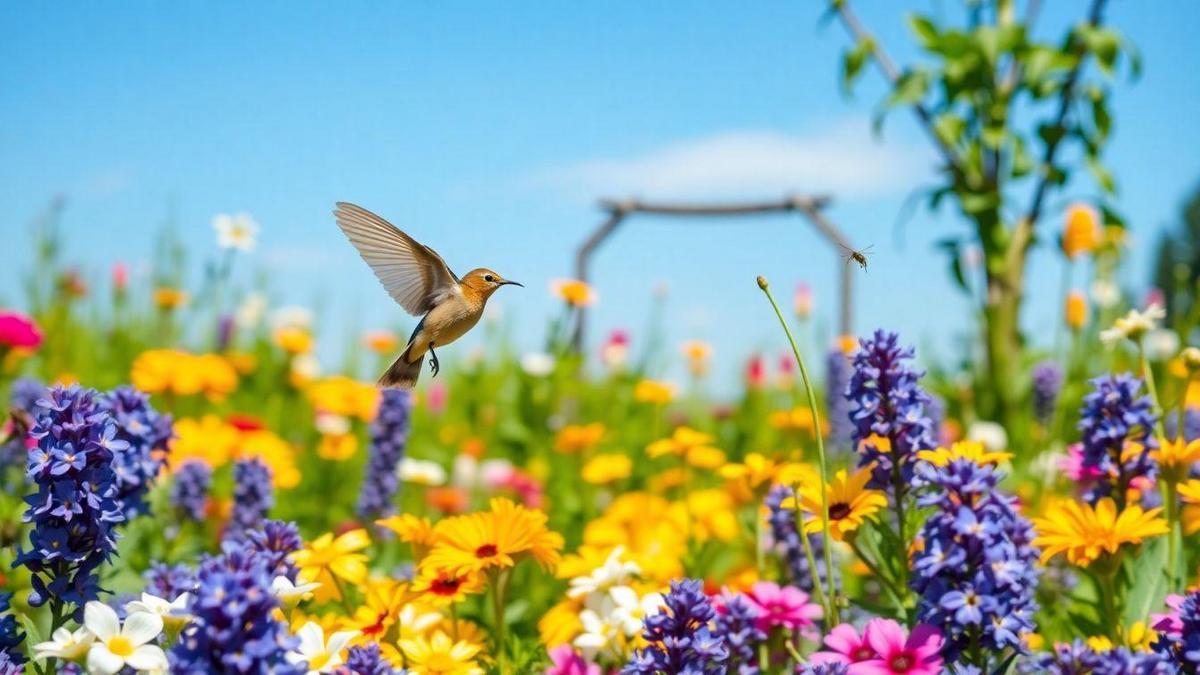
500,280 -> 524,288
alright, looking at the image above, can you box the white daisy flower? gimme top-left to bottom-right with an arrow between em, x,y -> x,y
83,602 -> 167,675
212,212 -> 260,252
285,622 -> 358,673
32,625 -> 94,662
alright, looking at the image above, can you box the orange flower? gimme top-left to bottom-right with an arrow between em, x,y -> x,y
1065,290 -> 1088,331
274,325 -> 314,354
549,278 -> 596,307
411,567 -> 484,606
1062,203 -> 1101,260
362,330 -> 400,354
554,423 -> 606,454
153,287 -> 189,310
633,379 -> 675,405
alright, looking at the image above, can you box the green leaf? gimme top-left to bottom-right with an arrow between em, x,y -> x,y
933,113 -> 966,147
1121,536 -> 1169,626
1081,26 -> 1121,75
975,26 -> 1001,65
907,14 -> 939,50
841,40 -> 872,95
1087,156 -> 1117,194
1010,135 -> 1034,178
936,238 -> 971,294
886,69 -> 930,108
960,191 -> 1001,215
1092,94 -> 1111,141
18,612 -> 43,648
1037,123 -> 1066,148
982,125 -> 1006,150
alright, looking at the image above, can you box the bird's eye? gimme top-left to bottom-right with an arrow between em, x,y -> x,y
484,275 -> 494,282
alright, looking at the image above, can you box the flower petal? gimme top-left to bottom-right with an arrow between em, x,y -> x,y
122,611 -> 164,646
84,601 -> 120,640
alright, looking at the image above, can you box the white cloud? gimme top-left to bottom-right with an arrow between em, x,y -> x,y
523,119 -> 931,201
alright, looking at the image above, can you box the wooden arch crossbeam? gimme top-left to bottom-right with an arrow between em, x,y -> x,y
571,193 -> 856,351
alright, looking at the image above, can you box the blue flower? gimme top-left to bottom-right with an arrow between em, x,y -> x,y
356,388 -> 413,521
910,460 -> 1039,666
341,643 -> 399,674
1077,374 -> 1158,507
245,519 -> 303,581
846,330 -> 936,497
143,562 -> 198,601
225,458 -> 274,544
1032,362 -> 1063,427
825,348 -> 854,451
13,385 -> 125,621
170,460 -> 212,521
1153,587 -> 1200,671
0,592 -> 25,665
623,579 -> 729,674
713,593 -> 765,675
169,542 -> 304,673
1024,639 -> 1173,674
98,386 -> 172,519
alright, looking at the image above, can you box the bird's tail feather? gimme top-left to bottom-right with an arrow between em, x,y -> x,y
379,346 -> 422,389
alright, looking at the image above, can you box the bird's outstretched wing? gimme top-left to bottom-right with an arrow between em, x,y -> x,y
333,202 -> 460,316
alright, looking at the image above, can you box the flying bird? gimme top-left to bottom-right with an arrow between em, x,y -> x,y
333,202 -> 522,389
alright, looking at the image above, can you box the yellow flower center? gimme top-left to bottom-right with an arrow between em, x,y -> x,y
308,653 -> 331,670
108,635 -> 134,657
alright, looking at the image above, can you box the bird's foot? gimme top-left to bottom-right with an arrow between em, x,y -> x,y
429,346 -> 440,377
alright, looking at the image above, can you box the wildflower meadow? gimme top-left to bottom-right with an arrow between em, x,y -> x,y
5,1 -> 1200,674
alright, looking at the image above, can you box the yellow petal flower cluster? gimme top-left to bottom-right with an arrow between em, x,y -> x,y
306,375 -> 381,421
421,498 -> 564,576
554,423 -> 606,454
646,427 -> 725,469
131,349 -> 239,400
1031,497 -> 1168,567
633,379 -> 675,405
916,440 -> 1013,467
168,415 -> 300,488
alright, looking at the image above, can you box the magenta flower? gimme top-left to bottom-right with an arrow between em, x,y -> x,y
1058,443 -> 1104,481
0,311 -> 43,351
849,619 -> 943,675
810,623 -> 878,665
743,581 -> 822,633
545,644 -> 600,675
1151,593 -> 1185,638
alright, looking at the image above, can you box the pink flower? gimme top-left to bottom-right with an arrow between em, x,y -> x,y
544,644 -> 600,675
744,581 -> 822,633
848,619 -> 943,675
1058,443 -> 1104,481
426,381 -> 448,414
1152,594 -> 1185,638
810,623 -> 877,665
0,311 -> 43,351
745,353 -> 766,389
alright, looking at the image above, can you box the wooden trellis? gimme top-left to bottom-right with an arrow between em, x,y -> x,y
571,193 -> 856,351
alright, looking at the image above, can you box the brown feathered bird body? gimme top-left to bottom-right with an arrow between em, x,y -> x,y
333,202 -> 520,388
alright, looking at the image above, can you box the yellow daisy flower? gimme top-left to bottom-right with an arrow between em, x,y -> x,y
1031,497 -> 1168,567
782,467 -> 887,541
421,498 -> 564,576
916,440 -> 1013,467
293,529 -> 371,602
411,567 -> 485,607
400,631 -> 483,675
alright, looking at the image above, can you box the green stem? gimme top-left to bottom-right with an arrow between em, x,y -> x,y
1139,344 -> 1168,440
491,569 -> 512,673
330,575 -> 355,615
759,276 -> 839,625
1096,566 -> 1120,640
848,538 -> 906,615
789,484 -> 830,620
1166,479 -> 1181,591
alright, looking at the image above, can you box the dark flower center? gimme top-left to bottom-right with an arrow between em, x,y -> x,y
890,654 -> 913,671
829,502 -> 852,520
431,577 -> 462,595
852,647 -> 874,661
475,543 -> 498,558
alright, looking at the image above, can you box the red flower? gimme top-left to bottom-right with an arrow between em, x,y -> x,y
0,311 -> 43,350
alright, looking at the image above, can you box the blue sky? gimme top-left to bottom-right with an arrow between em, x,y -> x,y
2,2 -> 1199,386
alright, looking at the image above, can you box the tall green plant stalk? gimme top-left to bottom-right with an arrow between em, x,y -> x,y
758,276 -> 839,625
